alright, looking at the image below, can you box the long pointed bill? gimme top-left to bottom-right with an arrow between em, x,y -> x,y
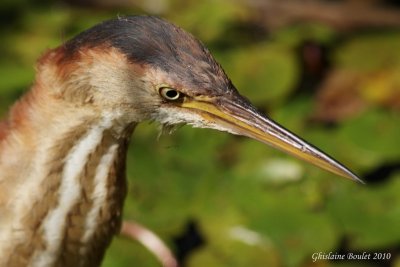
182,97 -> 363,184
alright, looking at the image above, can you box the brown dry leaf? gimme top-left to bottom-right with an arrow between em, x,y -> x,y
314,68 -> 400,122
313,69 -> 366,122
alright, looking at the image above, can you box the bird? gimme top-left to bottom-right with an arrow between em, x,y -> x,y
0,15 -> 363,267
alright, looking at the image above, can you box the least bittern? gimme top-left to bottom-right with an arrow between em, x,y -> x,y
0,15 -> 362,267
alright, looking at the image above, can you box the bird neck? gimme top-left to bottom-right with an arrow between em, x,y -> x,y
0,69 -> 136,266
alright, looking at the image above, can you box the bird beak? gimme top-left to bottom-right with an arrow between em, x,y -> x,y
181,96 -> 363,183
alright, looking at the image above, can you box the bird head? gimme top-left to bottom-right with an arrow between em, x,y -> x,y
48,15 -> 361,183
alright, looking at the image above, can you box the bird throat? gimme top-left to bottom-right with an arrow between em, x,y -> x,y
0,108 -> 135,266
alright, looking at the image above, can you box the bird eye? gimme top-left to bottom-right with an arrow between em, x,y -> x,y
159,87 -> 183,101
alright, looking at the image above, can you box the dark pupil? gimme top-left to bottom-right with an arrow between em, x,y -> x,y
166,90 -> 178,99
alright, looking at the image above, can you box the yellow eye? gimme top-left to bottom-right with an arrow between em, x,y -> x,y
159,87 -> 182,101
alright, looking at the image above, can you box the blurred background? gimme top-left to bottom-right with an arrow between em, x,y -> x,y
1,0 -> 400,266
